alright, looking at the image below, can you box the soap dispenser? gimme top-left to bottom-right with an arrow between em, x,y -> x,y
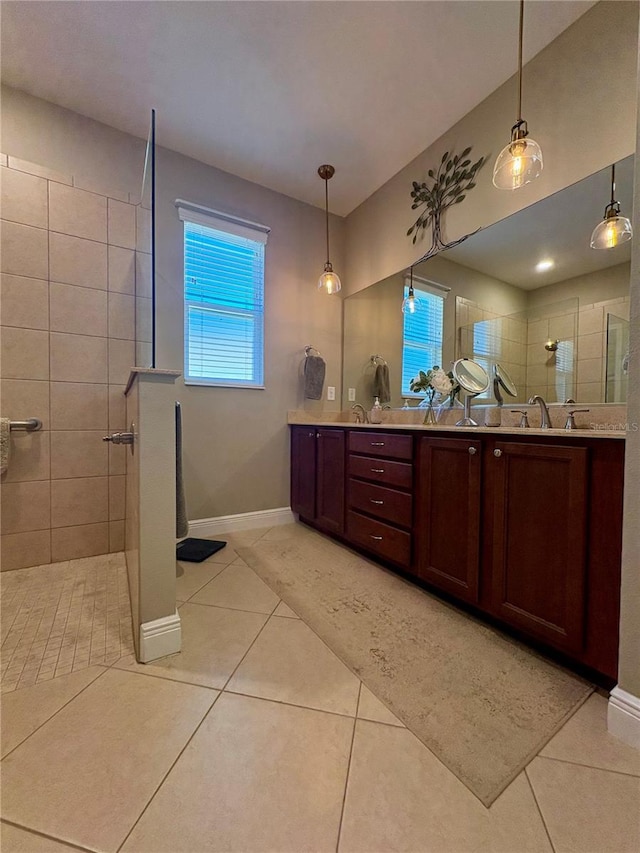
370,396 -> 383,424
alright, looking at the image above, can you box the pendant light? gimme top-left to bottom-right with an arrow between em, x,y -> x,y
590,163 -> 633,249
317,164 -> 341,294
401,266 -> 419,314
493,0 -> 543,190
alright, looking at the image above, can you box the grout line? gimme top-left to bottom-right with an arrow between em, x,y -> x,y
335,684 -> 361,853
221,688 -> 365,723
0,819 -> 98,853
0,665 -> 108,762
535,753 -> 640,779
115,690 -> 222,852
524,766 -> 557,853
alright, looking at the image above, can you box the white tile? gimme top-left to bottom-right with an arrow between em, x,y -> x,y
1,165 -> 48,228
108,199 -> 136,249
1,220 -> 48,279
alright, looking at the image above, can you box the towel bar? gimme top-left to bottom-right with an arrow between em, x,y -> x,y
8,418 -> 42,432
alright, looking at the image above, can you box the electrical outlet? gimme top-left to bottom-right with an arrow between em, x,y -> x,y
348,387 -> 356,402
327,386 -> 336,401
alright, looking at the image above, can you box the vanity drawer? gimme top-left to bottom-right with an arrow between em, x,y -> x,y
349,431 -> 413,460
348,479 -> 412,528
347,511 -> 411,567
348,454 -> 413,490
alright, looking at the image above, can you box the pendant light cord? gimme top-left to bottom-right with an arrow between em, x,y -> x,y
325,177 -> 331,265
517,0 -> 524,123
611,163 -> 616,207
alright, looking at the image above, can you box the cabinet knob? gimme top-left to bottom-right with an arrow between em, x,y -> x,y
308,431 -> 315,437
494,448 -> 502,458
370,535 -> 383,541
468,446 -> 477,455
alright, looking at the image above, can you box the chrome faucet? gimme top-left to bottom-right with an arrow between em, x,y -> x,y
351,403 -> 369,424
528,395 -> 552,429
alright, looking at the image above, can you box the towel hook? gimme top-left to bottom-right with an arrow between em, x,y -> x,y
305,345 -> 322,357
370,354 -> 387,366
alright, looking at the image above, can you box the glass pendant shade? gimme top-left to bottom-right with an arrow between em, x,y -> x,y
493,134 -> 543,190
401,285 -> 419,314
318,263 -> 342,294
590,213 -> 633,250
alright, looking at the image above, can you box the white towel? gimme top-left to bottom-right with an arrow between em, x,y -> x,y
0,418 -> 10,475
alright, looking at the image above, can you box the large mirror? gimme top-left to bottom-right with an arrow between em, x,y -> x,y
343,155 -> 633,409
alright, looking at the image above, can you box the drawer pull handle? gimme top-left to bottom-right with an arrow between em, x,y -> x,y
371,442 -> 385,446
494,449 -> 502,458
370,499 -> 384,505
371,468 -> 385,473
370,535 -> 383,541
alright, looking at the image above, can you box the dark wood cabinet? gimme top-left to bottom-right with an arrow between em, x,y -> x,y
290,426 -> 345,535
290,426 -> 317,520
316,428 -> 345,535
290,424 -> 624,680
490,441 -> 588,653
416,436 -> 482,603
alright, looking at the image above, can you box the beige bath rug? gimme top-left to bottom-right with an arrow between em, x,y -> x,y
237,526 -> 592,806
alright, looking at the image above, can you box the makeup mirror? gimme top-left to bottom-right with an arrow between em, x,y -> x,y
452,358 -> 490,426
493,363 -> 518,406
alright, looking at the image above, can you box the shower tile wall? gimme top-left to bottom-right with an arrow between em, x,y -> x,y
1,157 -> 151,570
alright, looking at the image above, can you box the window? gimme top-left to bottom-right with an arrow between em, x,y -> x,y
177,200 -> 269,388
401,277 -> 447,396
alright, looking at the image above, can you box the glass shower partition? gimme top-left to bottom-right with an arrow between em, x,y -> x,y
136,109 -> 156,367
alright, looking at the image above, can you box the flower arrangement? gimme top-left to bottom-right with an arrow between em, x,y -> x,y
409,365 -> 459,406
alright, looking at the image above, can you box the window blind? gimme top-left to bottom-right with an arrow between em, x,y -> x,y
401,285 -> 444,396
180,212 -> 267,388
473,318 -> 503,399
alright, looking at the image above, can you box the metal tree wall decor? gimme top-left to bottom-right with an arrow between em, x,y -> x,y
407,147 -> 485,263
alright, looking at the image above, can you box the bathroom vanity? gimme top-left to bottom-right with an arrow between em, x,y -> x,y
290,422 -> 625,680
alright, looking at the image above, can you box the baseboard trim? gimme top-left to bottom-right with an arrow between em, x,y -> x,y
189,506 -> 295,537
608,685 -> 640,748
139,612 -> 182,663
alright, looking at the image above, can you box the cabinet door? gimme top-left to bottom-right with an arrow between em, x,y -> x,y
290,426 -> 317,521
491,442 -> 588,653
316,428 -> 345,535
417,437 -> 482,603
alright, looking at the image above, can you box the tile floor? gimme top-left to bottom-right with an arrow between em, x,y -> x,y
1,522 -> 639,852
1,553 -> 134,692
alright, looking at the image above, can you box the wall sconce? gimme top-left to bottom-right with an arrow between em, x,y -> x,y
317,164 -> 342,294
493,0 -> 543,190
590,163 -> 633,250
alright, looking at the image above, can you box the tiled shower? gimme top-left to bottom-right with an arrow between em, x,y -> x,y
1,155 -> 151,570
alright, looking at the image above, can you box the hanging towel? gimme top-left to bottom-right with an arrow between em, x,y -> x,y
0,419 -> 10,476
373,363 -> 391,404
175,403 -> 189,540
304,355 -> 326,400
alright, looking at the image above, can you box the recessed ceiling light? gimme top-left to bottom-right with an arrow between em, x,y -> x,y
536,259 -> 554,272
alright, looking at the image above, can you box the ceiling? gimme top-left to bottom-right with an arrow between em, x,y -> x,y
1,1 -> 596,216
443,155 -> 633,289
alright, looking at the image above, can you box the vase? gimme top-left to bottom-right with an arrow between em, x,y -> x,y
423,402 -> 437,425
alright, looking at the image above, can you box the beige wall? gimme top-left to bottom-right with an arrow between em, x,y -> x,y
345,1 -> 639,297
0,155 -> 147,569
1,87 -> 345,523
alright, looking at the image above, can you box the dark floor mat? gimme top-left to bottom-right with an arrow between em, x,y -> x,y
176,538 -> 227,563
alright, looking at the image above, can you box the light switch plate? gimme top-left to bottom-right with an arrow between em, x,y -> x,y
327,386 -> 336,401
348,387 -> 356,402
